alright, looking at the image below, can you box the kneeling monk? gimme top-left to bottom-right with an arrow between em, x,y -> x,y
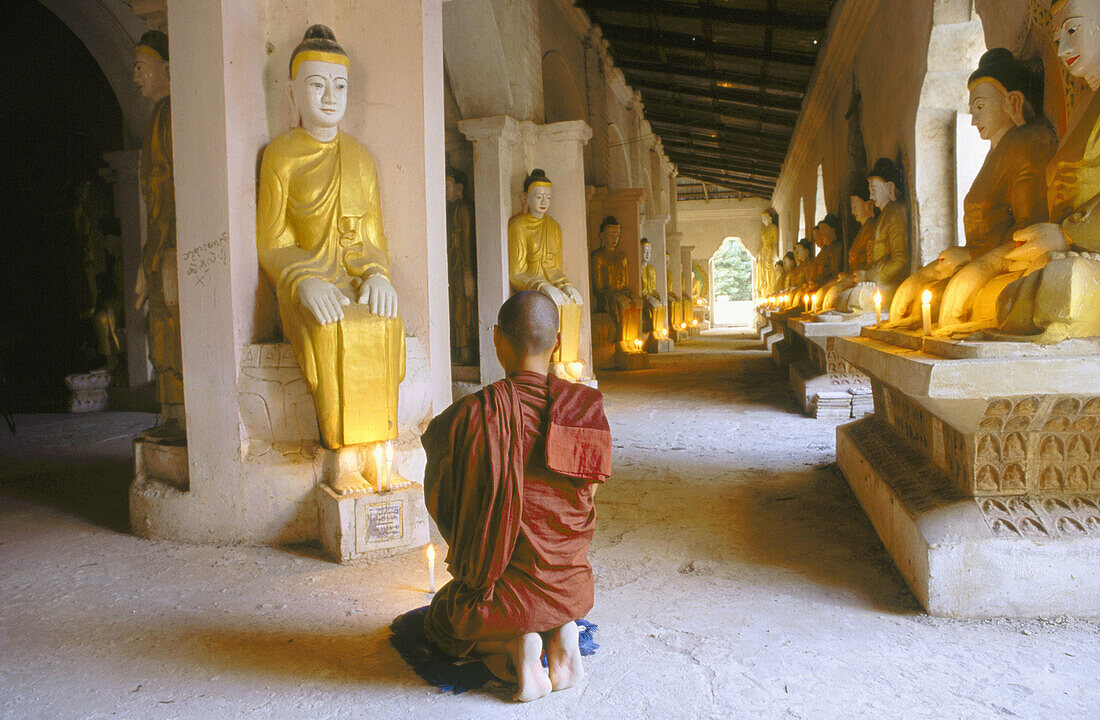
421,291 -> 612,701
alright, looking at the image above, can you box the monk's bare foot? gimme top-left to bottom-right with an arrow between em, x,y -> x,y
507,633 -> 551,702
545,621 -> 584,692
329,470 -> 371,495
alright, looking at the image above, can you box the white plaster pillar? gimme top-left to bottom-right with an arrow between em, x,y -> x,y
666,231 -> 683,297
681,245 -> 695,302
460,116 -> 594,385
640,213 -> 670,304
459,116 -> 521,385
101,150 -> 151,389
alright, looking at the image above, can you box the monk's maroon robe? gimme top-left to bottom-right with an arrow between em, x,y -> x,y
421,370 -> 612,657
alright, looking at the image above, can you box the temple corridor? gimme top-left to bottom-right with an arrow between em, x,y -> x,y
1,330 -> 1097,719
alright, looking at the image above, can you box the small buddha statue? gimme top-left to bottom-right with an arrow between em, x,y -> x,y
257,25 -> 406,495
822,186 -> 878,312
809,214 -> 843,311
639,238 -> 668,339
842,158 -> 911,312
996,0 -> 1100,342
776,252 -> 795,293
508,169 -> 585,376
786,239 -> 814,308
132,30 -> 185,439
756,209 -> 780,299
921,48 -> 1057,331
590,216 -> 642,348
445,167 -> 478,365
770,259 -> 785,296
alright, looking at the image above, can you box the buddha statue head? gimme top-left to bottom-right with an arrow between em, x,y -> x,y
794,238 -> 812,264
868,158 -> 903,210
599,216 -> 621,250
967,48 -> 1040,147
849,183 -> 876,225
761,208 -> 778,227
288,25 -> 349,141
1052,0 -> 1100,89
641,238 -> 653,264
782,251 -> 795,271
522,169 -> 552,218
132,30 -> 169,103
814,214 -> 841,248
446,167 -> 466,204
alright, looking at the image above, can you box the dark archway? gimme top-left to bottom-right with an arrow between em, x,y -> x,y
0,0 -> 125,411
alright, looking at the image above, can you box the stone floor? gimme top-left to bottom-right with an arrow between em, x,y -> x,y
1,329 -> 1097,719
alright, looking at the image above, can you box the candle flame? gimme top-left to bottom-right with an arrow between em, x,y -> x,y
384,441 -> 394,463
427,543 -> 435,563
873,291 -> 882,306
374,444 -> 383,462
921,289 -> 932,304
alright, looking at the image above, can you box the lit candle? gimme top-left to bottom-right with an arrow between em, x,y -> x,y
803,293 -> 810,312
427,543 -> 436,593
634,338 -> 643,351
873,291 -> 882,324
568,361 -> 584,380
921,289 -> 933,335
384,441 -> 395,492
374,444 -> 384,493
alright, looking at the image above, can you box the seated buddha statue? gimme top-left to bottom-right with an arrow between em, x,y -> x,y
785,239 -> 814,309
839,158 -> 911,313
639,238 -> 667,339
590,216 -> 642,349
821,186 -> 878,312
257,25 -> 405,495
770,259 -> 786,297
508,169 -> 586,376
913,48 -> 1057,332
809,214 -> 843,311
996,0 -> 1100,342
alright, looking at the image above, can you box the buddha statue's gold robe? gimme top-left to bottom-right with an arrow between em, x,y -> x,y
507,212 -> 581,364
640,262 -> 667,336
590,245 -> 641,344
757,223 -> 779,296
257,127 -> 405,448
998,92 -> 1100,340
822,216 -> 877,311
935,120 -> 1058,326
141,95 -> 184,408
840,200 -> 909,312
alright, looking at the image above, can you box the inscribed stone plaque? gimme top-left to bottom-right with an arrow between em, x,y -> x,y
367,501 -> 403,541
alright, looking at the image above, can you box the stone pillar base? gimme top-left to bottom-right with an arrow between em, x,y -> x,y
134,436 -> 189,492
318,483 -> 430,563
613,350 -> 649,371
838,416 -> 1100,617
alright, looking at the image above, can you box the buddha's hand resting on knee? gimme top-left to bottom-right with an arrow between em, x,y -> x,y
1008,223 -> 1069,266
537,283 -> 568,306
300,276 -> 350,325
562,283 -> 584,306
358,274 -> 399,319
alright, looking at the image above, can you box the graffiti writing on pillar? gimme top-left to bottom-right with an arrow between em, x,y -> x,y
184,232 -> 229,287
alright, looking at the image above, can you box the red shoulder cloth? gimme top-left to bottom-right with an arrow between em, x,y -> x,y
545,374 -> 612,482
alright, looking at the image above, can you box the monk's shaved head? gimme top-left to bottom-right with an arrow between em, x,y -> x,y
498,291 -> 559,355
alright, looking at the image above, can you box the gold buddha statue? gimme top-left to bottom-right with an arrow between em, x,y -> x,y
446,167 -> 477,365
996,0 -> 1100,342
639,238 -> 667,339
257,25 -> 405,495
907,49 -> 1059,332
666,253 -> 685,329
785,239 -> 814,308
822,187 -> 878,312
507,169 -> 585,377
132,30 -> 185,438
590,216 -> 642,349
841,158 -> 911,313
756,209 -> 779,298
808,215 -> 843,311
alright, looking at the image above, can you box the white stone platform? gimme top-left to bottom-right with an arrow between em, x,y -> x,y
839,416 -> 1100,617
786,317 -> 873,420
835,335 -> 1100,616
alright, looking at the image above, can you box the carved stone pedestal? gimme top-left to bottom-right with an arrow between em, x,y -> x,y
835,334 -> 1100,616
645,336 -> 673,353
787,317 -> 873,419
613,350 -> 649,371
318,483 -> 430,563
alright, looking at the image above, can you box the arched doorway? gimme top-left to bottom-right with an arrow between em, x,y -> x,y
0,0 -> 127,412
711,237 -> 754,327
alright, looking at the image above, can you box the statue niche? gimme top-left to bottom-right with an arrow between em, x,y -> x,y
446,167 -> 477,365
756,209 -> 779,297
508,169 -> 586,379
590,216 -> 642,351
256,25 -> 406,495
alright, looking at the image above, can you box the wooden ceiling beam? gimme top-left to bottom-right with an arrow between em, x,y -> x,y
626,76 -> 802,113
576,0 -> 828,33
614,57 -> 807,95
597,23 -> 818,68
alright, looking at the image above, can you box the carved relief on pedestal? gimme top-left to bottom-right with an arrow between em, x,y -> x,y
238,344 -> 321,458
977,494 -> 1100,539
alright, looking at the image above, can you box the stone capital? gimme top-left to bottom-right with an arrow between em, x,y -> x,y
536,119 -> 593,146
458,115 -> 522,145
641,213 -> 670,229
